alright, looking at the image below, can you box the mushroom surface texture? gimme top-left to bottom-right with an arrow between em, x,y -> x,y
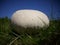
11,9 -> 49,28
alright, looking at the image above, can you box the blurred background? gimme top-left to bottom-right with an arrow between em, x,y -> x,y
0,0 -> 60,20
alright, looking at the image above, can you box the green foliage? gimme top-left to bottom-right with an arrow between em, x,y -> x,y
0,17 -> 60,45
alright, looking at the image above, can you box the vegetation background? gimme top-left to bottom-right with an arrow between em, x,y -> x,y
0,17 -> 60,45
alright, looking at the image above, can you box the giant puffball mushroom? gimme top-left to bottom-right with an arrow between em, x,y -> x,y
11,9 -> 49,35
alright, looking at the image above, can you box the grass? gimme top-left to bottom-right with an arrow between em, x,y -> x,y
0,17 -> 60,45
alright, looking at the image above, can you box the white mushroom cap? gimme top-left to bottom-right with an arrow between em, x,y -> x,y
11,9 -> 49,28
